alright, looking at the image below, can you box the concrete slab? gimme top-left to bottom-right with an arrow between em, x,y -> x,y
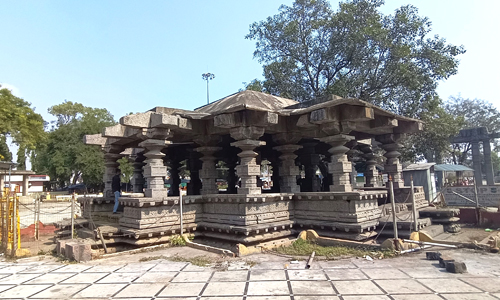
399,267 -> 453,278
20,264 -> 65,273
83,264 -> 124,273
25,272 -> 77,284
333,280 -> 384,295
391,295 -> 442,300
290,280 -> 336,295
73,283 -> 127,298
459,277 -> 500,292
149,262 -> 187,272
287,269 -> 328,280
440,294 -> 498,300
96,272 -> 142,283
201,281 -> 246,296
0,273 -> 42,284
52,264 -> 92,273
362,268 -> 410,279
294,297 -> 340,300
135,271 -> 178,283
157,282 -> 205,297
115,263 -> 157,273
210,270 -> 249,281
374,279 -> 433,294
30,284 -> 89,299
171,271 -> 212,282
247,281 -> 290,296
250,269 -> 286,281
325,268 -> 368,280
0,265 -> 31,273
318,260 -> 357,269
0,284 -> 51,298
59,272 -> 109,284
113,283 -> 165,298
342,296 -> 390,300
417,278 -> 482,293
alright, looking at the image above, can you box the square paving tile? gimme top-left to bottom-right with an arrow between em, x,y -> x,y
246,297 -> 291,300
171,271 -> 212,282
114,283 -> 165,298
25,272 -> 77,284
20,264 -> 65,273
83,264 -> 124,273
0,285 -> 15,293
115,263 -> 157,273
250,261 -> 287,269
250,269 -> 286,281
135,271 -> 178,283
59,272 -> 109,284
52,264 -> 93,273
362,268 -> 410,279
374,279 -> 432,294
342,296 -> 391,300
0,273 -> 42,284
440,294 -> 498,300
199,297 -> 242,300
294,297 -> 340,300
399,267 -> 452,279
287,270 -> 327,281
150,262 -> 187,272
290,280 -> 335,295
157,282 -> 205,297
96,272 -> 142,283
325,268 -> 368,280
333,280 -> 384,295
183,264 -> 211,271
211,270 -> 248,282
0,284 -> 51,298
418,278 -> 482,293
318,261 -> 356,269
246,281 -> 290,296
201,281 -> 246,296
391,295 -> 442,300
460,277 -> 500,292
30,283 -> 89,298
0,265 -> 31,273
73,283 -> 127,298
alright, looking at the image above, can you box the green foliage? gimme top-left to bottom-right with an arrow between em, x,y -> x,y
117,157 -> 134,183
276,238 -> 393,259
32,101 -> 115,190
246,0 -> 465,117
0,86 -> 45,163
170,234 -> 187,246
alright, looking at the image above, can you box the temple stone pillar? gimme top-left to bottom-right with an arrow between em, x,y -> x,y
131,152 -> 146,193
196,147 -> 221,195
274,145 -> 302,193
300,142 -> 321,192
320,134 -> 355,192
378,133 -> 404,189
225,158 -> 238,194
230,126 -> 265,195
139,139 -> 169,198
483,139 -> 495,185
359,142 -> 379,187
22,175 -> 29,196
472,141 -> 482,186
187,148 -> 202,195
166,157 -> 181,196
103,150 -> 122,198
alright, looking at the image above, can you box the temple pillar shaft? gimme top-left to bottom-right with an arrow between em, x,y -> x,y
483,139 -> 495,185
187,148 -> 202,195
320,134 -> 355,192
231,139 -> 265,194
167,158 -> 181,196
196,147 -> 221,195
378,134 -> 404,189
300,142 -> 321,192
472,141 -> 482,186
274,144 -> 302,193
139,139 -> 169,198
360,143 -> 379,187
131,152 -> 146,193
103,152 -> 121,198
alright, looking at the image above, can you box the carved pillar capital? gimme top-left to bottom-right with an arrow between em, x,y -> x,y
139,139 -> 170,198
274,144 -> 302,193
231,139 -> 266,194
195,146 -> 222,195
230,126 -> 265,141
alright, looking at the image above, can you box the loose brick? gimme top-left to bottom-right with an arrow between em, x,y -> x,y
446,261 -> 467,273
426,251 -> 441,260
438,255 -> 455,268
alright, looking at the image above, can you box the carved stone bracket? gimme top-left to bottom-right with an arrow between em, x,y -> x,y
320,134 -> 355,192
231,139 -> 266,194
273,144 -> 302,193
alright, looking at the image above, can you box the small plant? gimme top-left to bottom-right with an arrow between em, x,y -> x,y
37,249 -> 48,256
167,254 -> 212,267
139,255 -> 168,262
170,235 -> 187,247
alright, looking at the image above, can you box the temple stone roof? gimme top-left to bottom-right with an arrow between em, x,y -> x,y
194,90 -> 299,116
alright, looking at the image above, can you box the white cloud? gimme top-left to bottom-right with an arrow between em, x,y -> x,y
0,83 -> 22,97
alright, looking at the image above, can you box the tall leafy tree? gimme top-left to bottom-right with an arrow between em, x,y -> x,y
0,85 -> 45,166
32,101 -> 116,190
246,0 -> 465,117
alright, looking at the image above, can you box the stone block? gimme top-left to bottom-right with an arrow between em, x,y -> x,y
56,239 -> 67,256
438,255 -> 455,268
446,261 -> 467,273
426,251 -> 441,260
65,241 -> 93,262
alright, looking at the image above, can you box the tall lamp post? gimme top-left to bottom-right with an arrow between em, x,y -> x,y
202,73 -> 215,104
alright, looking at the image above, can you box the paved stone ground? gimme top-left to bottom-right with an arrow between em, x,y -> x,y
0,247 -> 500,299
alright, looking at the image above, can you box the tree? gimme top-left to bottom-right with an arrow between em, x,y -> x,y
32,101 -> 116,189
246,0 -> 465,117
118,157 -> 134,191
0,85 -> 45,166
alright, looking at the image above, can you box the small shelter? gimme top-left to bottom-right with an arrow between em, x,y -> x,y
403,163 -> 436,202
434,164 -> 474,190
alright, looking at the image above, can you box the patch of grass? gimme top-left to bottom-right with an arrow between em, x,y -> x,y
139,255 -> 168,262
245,260 -> 258,267
167,254 -> 212,267
170,235 -> 187,247
275,238 -> 394,259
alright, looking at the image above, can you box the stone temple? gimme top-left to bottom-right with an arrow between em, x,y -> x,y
83,90 -> 426,249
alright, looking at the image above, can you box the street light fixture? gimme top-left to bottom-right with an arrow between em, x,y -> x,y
202,73 -> 215,104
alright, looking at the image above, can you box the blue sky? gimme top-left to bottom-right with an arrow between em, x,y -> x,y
1,0 -> 499,126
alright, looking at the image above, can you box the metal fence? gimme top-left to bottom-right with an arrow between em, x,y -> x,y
0,189 -> 81,257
